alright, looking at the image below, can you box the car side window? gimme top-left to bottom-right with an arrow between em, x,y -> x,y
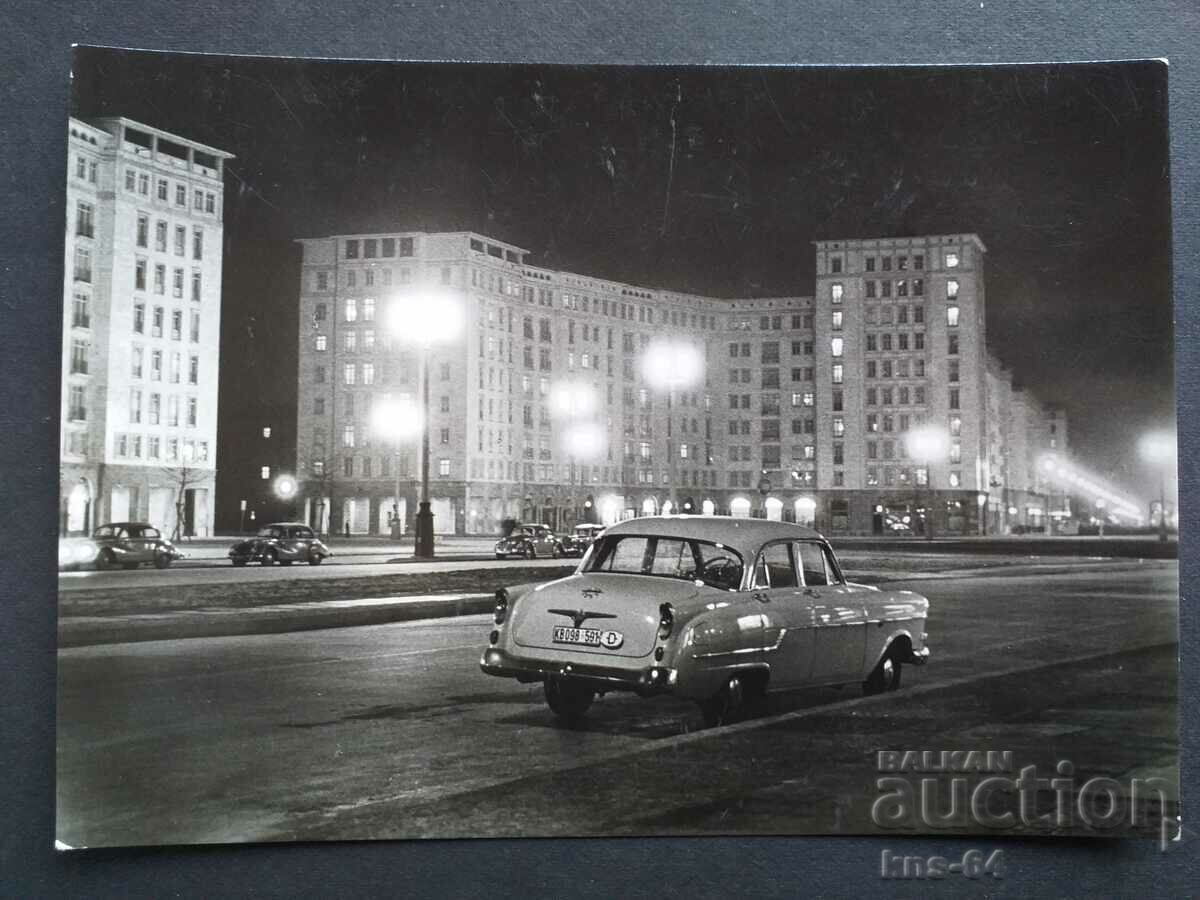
143,527 -> 160,539
796,541 -> 829,586
755,541 -> 797,588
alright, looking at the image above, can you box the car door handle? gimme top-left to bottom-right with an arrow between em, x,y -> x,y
803,588 -> 819,597
753,592 -> 769,603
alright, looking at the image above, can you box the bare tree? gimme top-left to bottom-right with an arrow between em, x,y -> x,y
161,457 -> 210,542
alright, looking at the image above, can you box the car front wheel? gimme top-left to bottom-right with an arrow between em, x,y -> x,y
863,651 -> 903,696
308,553 -> 323,566
96,549 -> 117,571
153,552 -> 172,569
544,676 -> 595,722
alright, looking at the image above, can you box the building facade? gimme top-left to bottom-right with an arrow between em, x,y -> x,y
294,230 -> 1066,537
60,117 -> 231,537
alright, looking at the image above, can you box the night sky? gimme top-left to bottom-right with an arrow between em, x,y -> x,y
70,50 -> 1174,504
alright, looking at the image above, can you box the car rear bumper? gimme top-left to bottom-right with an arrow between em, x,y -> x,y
480,647 -> 677,695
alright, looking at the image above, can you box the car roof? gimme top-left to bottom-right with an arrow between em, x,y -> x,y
262,522 -> 313,528
600,516 -> 825,558
96,522 -> 156,529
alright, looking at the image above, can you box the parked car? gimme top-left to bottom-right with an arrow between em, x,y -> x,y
494,524 -> 563,559
571,523 -> 606,548
553,533 -> 588,558
481,516 -> 930,726
64,522 -> 184,570
228,523 -> 331,566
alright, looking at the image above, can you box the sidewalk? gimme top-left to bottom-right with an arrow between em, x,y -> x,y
59,592 -> 495,647
170,534 -> 498,560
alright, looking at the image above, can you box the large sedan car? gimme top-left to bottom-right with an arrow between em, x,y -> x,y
228,523 -> 331,566
493,524 -> 564,559
61,522 -> 184,570
481,517 -> 930,726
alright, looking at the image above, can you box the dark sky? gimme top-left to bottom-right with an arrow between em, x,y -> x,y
71,50 -> 1174,502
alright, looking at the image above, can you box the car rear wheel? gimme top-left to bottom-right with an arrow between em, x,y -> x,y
863,651 -> 903,696
543,676 -> 595,722
698,672 -> 763,727
261,548 -> 277,566
153,552 -> 172,569
96,549 -> 117,570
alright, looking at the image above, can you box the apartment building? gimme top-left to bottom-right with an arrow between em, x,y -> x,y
294,230 -> 1064,536
60,117 -> 231,537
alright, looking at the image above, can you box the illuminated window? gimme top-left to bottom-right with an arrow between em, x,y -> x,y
831,338 -> 843,358
344,298 -> 357,321
947,279 -> 959,299
949,471 -> 962,487
832,364 -> 843,384
831,283 -> 843,304
946,252 -> 959,268
260,466 -> 270,480
947,305 -> 960,327
832,417 -> 845,437
831,311 -> 843,331
439,458 -> 451,476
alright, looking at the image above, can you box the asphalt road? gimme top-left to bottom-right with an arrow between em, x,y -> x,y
56,560 -> 1178,848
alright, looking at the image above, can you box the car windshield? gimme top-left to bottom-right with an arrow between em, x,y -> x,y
127,525 -> 159,538
256,526 -> 284,538
583,535 -> 744,590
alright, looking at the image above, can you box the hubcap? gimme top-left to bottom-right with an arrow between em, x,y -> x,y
881,658 -> 896,687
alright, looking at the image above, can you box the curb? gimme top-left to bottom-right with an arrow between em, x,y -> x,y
59,593 -> 495,648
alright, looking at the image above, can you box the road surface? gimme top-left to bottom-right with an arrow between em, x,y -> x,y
56,560 -> 1178,847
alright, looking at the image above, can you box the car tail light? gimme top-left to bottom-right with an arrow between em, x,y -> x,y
494,588 -> 509,625
658,602 -> 674,640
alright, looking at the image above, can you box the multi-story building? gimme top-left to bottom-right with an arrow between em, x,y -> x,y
60,117 -> 232,536
294,230 -> 1065,536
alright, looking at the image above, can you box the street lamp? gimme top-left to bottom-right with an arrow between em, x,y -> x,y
371,394 -> 423,540
905,424 -> 950,541
642,338 -> 704,514
550,380 -> 600,528
1139,430 -> 1177,542
385,290 -> 464,558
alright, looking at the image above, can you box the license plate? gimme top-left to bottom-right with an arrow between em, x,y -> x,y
552,626 -> 603,646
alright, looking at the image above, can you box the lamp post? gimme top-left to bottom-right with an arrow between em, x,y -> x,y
371,395 -> 423,540
905,424 -> 950,541
642,338 -> 704,514
1139,430 -> 1176,542
550,380 -> 599,528
385,290 -> 464,558
273,474 -> 298,519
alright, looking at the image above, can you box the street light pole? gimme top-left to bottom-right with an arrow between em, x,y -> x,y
414,343 -> 434,559
1158,468 -> 1168,542
667,385 -> 678,514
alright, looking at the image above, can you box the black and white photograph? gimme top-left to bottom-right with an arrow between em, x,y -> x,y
55,49 -> 1178,852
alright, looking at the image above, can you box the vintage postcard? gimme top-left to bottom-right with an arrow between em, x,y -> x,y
56,50 -> 1177,853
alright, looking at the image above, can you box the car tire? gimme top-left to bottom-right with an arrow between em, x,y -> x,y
153,553 -> 172,569
232,558 -> 247,567
96,549 -> 118,571
261,549 -> 277,566
863,650 -> 903,696
495,553 -> 506,560
544,676 -> 595,722
308,553 -> 323,566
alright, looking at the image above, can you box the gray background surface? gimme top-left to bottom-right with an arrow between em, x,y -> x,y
1,1 -> 1195,896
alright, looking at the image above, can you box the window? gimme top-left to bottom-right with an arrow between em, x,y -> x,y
344,298 -> 357,322
74,247 -> 92,284
72,292 -> 90,329
138,173 -> 149,195
831,283 -> 843,304
188,354 -> 199,384
342,425 -> 356,447
153,264 -> 165,295
915,333 -> 925,351
187,397 -> 197,427
865,256 -> 876,272
949,388 -> 960,410
948,334 -> 959,355
151,306 -> 164,338
881,280 -> 892,299
949,471 -> 962,487
440,396 -> 450,413
314,397 -> 325,415
948,360 -> 960,382
343,363 -> 356,385
193,189 -> 204,211
315,365 -> 326,384
946,252 -> 959,268
830,337 -> 843,358
762,342 -> 780,364
947,279 -> 959,299
362,363 -> 375,385
832,363 -> 843,384
69,338 -> 89,374
832,389 -> 843,411
170,352 -> 181,383
193,228 -> 203,260
191,271 -> 201,302
171,309 -> 182,340
830,256 -> 843,273
175,184 -> 186,206
866,280 -> 877,299
173,268 -> 184,298
947,305 -> 960,327
157,178 -> 168,201
68,385 -> 87,421
363,297 -> 375,321
439,459 -> 451,476
832,417 -> 845,437
189,311 -> 200,343
831,311 -> 843,331
833,442 -> 844,464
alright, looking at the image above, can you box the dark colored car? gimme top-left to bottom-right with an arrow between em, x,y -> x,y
494,524 -> 563,559
88,522 -> 183,570
229,523 -> 332,567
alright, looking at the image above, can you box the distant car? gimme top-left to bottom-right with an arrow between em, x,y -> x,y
228,523 -> 331,567
571,523 -> 606,548
63,522 -> 183,570
482,516 -> 931,726
494,524 -> 563,559
553,533 -> 588,558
